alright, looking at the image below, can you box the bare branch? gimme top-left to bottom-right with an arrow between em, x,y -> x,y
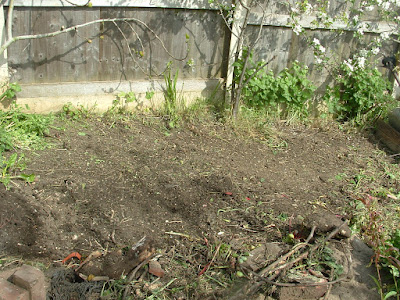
0,17 -> 189,63
112,20 -> 148,76
6,0 -> 14,40
63,0 -> 91,7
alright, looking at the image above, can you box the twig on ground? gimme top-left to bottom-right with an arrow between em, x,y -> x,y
165,231 -> 199,240
231,221 -> 349,299
122,254 -> 156,299
198,244 -> 222,276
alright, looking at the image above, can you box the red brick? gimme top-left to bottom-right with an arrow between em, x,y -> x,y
10,265 -> 45,300
0,278 -> 29,300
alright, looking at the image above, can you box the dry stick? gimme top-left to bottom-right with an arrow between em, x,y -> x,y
228,226 -> 316,300
249,221 -> 348,295
269,221 -> 348,277
122,254 -> 155,300
322,270 -> 335,300
199,244 -> 222,276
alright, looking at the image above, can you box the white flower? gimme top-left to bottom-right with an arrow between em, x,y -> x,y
380,31 -> 391,40
293,24 -> 302,35
372,47 -> 380,55
365,5 -> 374,11
360,49 -> 368,57
382,2 -> 390,9
357,56 -> 366,68
356,23 -> 367,35
344,59 -> 354,72
305,3 -> 313,14
315,57 -> 323,64
377,0 -> 383,5
353,15 -> 359,23
313,38 -> 321,46
319,45 -> 326,53
317,11 -> 327,19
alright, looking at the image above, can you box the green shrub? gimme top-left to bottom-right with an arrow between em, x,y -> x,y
324,60 -> 395,126
234,50 -> 315,118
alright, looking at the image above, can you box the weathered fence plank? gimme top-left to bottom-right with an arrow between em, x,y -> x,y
2,0 -> 399,110
9,7 -> 100,83
8,6 -> 229,84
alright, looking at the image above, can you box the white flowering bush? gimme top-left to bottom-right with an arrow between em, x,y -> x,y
324,59 -> 395,125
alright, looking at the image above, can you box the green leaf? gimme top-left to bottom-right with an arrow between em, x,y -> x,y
20,173 -> 35,183
383,291 -> 397,300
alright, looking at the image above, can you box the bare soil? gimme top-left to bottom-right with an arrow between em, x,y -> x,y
0,114 -> 396,299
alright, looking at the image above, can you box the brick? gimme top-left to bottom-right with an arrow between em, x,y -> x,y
0,278 -> 29,300
10,265 -> 46,300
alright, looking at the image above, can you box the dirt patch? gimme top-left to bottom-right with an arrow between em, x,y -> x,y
0,115 -> 393,298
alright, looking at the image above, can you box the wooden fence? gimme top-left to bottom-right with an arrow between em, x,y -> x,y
1,0 -> 398,111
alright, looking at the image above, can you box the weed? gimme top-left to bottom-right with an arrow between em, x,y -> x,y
350,194 -> 400,299
0,153 -> 35,189
110,91 -> 137,114
0,102 -> 53,151
308,245 -> 344,279
0,82 -> 21,102
100,276 -> 132,299
162,66 -> 181,129
59,103 -> 94,120
145,90 -> 155,101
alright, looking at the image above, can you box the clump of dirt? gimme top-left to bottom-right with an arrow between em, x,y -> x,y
0,115 -> 394,299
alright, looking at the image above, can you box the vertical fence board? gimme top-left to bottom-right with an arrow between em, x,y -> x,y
9,7 -> 99,84
5,2 -> 398,92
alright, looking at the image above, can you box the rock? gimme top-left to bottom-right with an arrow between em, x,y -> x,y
149,260 -> 165,278
307,211 -> 351,238
10,265 -> 46,300
78,236 -> 154,279
278,271 -> 328,300
0,265 -> 47,300
240,243 -> 284,272
327,237 -> 380,300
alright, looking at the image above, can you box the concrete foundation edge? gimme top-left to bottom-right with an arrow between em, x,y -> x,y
2,78 -> 224,114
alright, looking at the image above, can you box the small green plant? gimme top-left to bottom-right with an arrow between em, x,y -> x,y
234,49 -> 315,118
162,66 -> 181,128
0,102 -> 53,150
324,60 -> 395,127
309,245 -> 344,279
110,91 -> 137,114
0,82 -> 21,102
0,153 -> 35,189
145,90 -> 155,101
60,103 -> 94,120
351,194 -> 400,299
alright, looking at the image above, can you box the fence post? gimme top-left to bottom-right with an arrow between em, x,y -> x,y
0,4 -> 8,85
225,0 -> 248,106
